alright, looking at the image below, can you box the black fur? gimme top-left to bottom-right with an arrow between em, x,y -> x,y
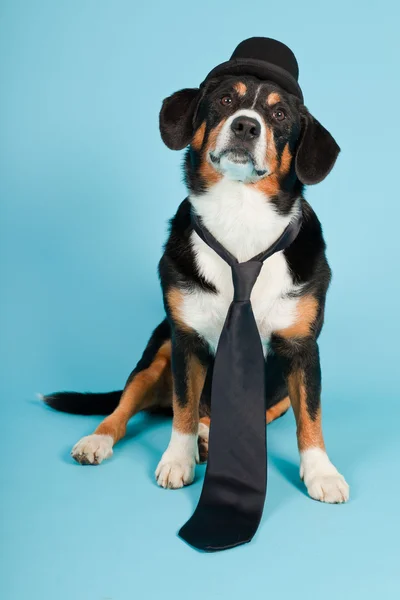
270,336 -> 321,421
159,88 -> 200,150
126,319 -> 171,383
48,74 -> 337,426
44,391 -> 122,415
295,111 -> 340,185
159,200 -> 216,293
158,75 -> 336,422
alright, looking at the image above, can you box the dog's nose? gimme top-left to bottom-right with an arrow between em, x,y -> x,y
231,116 -> 261,141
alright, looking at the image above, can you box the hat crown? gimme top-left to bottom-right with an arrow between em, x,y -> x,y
231,37 -> 299,81
201,36 -> 303,101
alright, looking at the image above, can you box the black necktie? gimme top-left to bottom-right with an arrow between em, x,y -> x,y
178,209 -> 303,552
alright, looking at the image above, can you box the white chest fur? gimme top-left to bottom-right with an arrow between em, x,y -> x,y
180,180 -> 302,354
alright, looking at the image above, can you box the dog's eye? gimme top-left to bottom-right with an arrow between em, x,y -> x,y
273,109 -> 286,121
220,95 -> 232,106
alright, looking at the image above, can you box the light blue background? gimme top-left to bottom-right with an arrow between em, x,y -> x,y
1,1 -> 399,599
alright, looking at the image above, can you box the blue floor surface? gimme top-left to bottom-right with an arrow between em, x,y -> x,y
2,384 -> 400,599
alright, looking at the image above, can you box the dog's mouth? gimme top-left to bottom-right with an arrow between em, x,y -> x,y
209,148 -> 268,182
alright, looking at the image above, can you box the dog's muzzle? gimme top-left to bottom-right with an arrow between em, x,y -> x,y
208,110 -> 268,181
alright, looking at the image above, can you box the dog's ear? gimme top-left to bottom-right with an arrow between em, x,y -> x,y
159,88 -> 200,150
295,109 -> 340,185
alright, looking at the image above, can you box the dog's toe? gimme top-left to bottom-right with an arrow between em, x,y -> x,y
301,448 -> 349,504
155,456 -> 195,489
71,434 -> 113,465
306,473 -> 349,503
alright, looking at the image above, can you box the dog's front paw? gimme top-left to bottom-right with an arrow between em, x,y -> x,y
155,455 -> 195,489
300,448 -> 349,504
156,431 -> 197,489
71,434 -> 113,465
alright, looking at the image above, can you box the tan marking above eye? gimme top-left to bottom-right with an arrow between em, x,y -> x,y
234,82 -> 247,97
267,92 -> 281,106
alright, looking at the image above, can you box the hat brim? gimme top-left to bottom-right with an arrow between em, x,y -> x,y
201,58 -> 303,102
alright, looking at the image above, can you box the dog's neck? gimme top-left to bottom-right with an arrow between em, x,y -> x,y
189,178 -> 301,263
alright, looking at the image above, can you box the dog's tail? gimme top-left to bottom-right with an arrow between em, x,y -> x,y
43,391 -> 122,415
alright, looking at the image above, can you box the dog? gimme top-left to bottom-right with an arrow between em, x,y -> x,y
45,73 -> 349,504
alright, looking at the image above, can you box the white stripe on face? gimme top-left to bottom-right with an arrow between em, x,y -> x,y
212,108 -> 268,174
251,84 -> 263,109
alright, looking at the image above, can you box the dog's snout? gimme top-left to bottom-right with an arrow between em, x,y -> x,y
231,116 -> 261,141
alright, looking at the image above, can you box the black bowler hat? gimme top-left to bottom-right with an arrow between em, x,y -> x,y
201,37 -> 303,102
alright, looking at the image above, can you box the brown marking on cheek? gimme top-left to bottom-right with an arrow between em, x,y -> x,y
288,370 -> 325,452
234,82 -> 247,96
253,175 -> 280,197
198,119 -> 226,187
265,126 -> 279,173
254,138 -> 293,196
206,119 -> 226,152
95,341 -> 172,443
199,160 -> 222,186
191,121 -> 206,151
280,142 -> 292,176
275,296 -> 319,339
266,396 -> 291,424
166,288 -> 193,333
252,128 -> 281,196
267,92 -> 281,106
173,354 -> 206,434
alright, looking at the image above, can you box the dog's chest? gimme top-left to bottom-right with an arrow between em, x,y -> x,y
180,181 -> 301,353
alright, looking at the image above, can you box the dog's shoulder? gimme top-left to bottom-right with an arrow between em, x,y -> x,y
159,199 -> 216,293
285,198 -> 331,291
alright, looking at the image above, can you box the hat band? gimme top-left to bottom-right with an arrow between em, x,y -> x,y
201,57 -> 303,102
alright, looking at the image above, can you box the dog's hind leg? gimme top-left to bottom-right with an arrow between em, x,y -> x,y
71,323 -> 173,465
266,396 -> 291,424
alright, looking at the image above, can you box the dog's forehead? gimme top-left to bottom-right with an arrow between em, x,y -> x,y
205,76 -> 289,105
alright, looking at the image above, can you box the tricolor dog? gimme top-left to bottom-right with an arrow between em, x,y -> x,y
46,38 -> 349,505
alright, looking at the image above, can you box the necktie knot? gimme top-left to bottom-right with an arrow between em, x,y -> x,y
231,261 -> 263,302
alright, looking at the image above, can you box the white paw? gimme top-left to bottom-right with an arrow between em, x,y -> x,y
155,456 -> 195,489
155,429 -> 197,489
71,434 -> 113,465
300,448 -> 349,504
305,473 -> 349,503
